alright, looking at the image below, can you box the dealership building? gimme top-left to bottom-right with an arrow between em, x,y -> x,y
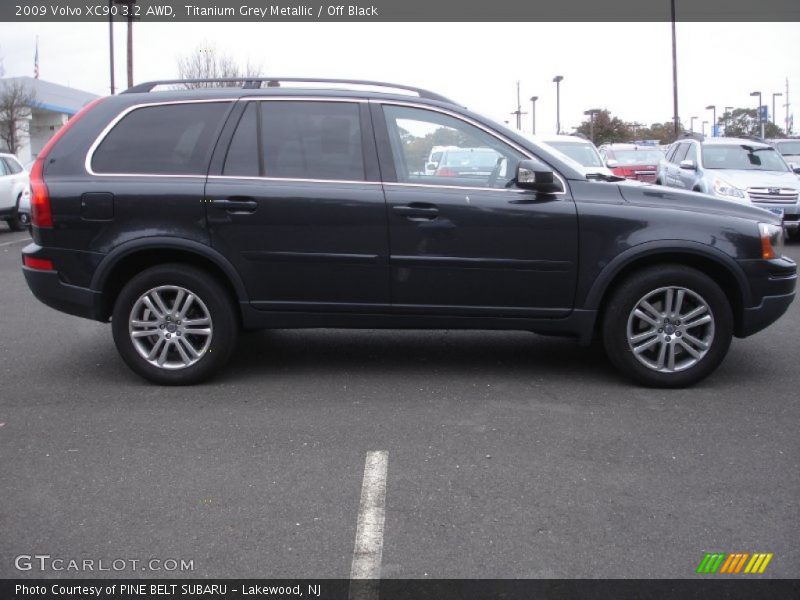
0,76 -> 98,164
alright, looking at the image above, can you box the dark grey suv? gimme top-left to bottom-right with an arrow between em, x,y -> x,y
21,78 -> 796,387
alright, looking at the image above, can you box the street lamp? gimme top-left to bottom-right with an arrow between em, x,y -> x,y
772,92 -> 783,127
705,105 -> 716,137
702,120 -> 708,137
553,75 -> 564,134
530,96 -> 538,135
690,116 -> 698,133
584,108 -> 601,143
750,91 -> 763,138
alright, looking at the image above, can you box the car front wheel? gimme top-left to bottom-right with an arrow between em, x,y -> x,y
602,265 -> 733,388
111,264 -> 238,385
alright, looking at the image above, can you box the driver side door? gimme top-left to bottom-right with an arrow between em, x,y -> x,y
374,103 -> 578,317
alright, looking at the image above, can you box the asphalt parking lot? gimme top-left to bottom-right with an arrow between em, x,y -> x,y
0,224 -> 798,579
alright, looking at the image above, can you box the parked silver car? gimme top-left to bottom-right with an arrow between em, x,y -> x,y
0,153 -> 30,230
656,135 -> 800,237
766,138 -> 800,171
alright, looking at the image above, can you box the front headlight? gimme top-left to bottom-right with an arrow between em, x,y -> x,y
713,178 -> 747,199
758,222 -> 784,259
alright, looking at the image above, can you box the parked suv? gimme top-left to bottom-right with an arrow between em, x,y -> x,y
21,78 -> 796,387
531,134 -> 614,179
0,153 -> 30,230
766,138 -> 800,170
656,135 -> 800,237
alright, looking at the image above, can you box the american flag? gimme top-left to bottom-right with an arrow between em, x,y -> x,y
34,37 -> 39,79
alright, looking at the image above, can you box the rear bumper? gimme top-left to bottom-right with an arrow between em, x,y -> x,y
22,267 -> 105,322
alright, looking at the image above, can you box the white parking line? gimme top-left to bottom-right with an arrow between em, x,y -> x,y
349,450 -> 388,598
0,237 -> 32,247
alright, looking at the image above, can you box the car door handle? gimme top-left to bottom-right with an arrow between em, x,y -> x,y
210,198 -> 258,213
392,204 -> 439,220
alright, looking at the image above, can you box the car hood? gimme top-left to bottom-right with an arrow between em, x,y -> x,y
617,181 -> 780,223
707,169 -> 800,190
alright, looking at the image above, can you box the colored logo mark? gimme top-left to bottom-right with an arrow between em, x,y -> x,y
696,552 -> 773,574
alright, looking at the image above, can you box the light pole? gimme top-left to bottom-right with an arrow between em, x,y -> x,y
670,0 -> 680,137
510,81 -> 527,130
705,105 -> 716,136
690,116 -> 698,133
108,0 -> 115,94
553,75 -> 563,134
772,92 -> 783,127
584,108 -> 601,143
750,91 -> 763,138
530,96 -> 538,135
113,0 -> 137,89
702,121 -> 708,137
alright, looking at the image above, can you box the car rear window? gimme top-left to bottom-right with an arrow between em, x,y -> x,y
92,102 -> 230,175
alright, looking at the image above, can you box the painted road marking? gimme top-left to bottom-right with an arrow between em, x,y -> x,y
0,237 -> 32,247
349,450 -> 388,599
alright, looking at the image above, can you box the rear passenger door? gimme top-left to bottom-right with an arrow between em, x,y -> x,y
206,99 -> 389,310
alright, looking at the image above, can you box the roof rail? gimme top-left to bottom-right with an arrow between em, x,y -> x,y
737,134 -> 767,144
123,77 -> 459,104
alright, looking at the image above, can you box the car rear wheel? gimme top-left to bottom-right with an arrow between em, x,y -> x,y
7,195 -> 28,231
602,265 -> 733,388
112,264 -> 238,385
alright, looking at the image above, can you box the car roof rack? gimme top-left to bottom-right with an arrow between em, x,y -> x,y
737,134 -> 767,144
123,77 -> 458,104
680,132 -> 705,141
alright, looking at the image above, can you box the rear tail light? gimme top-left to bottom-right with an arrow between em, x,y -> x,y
23,256 -> 54,271
436,167 -> 458,177
614,167 -> 637,179
30,97 -> 105,228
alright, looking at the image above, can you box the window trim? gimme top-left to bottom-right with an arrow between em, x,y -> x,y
85,99 -> 235,178
374,100 -> 568,195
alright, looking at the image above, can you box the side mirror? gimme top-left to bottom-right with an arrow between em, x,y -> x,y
515,160 -> 564,194
679,159 -> 697,170
606,159 -> 619,168
426,162 -> 437,171
788,162 -> 800,174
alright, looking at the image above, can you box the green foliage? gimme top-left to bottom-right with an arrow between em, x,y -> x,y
719,108 -> 783,138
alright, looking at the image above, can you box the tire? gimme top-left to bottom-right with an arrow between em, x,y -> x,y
111,264 -> 239,385
602,265 -> 733,388
7,195 -> 27,231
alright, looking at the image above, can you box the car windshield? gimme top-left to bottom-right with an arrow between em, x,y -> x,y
441,149 -> 500,168
776,141 -> 800,155
702,145 -> 789,171
611,149 -> 664,164
546,142 -> 604,168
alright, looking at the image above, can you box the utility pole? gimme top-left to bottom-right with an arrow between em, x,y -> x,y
510,81 -> 527,131
670,0 -> 680,137
112,0 -> 136,89
530,96 -> 538,135
584,109 -> 601,143
108,0 -> 115,94
786,78 -> 791,135
772,92 -> 783,128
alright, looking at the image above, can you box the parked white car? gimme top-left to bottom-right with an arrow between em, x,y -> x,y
0,153 -> 30,230
530,134 -> 615,178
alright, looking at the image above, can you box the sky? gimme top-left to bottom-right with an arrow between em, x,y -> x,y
1,21 -> 799,134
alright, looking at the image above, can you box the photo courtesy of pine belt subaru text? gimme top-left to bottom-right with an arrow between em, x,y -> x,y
21,77 -> 797,387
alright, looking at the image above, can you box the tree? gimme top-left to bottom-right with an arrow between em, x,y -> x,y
0,79 -> 35,155
631,121 -> 684,144
719,108 -> 783,138
575,110 -> 632,146
176,42 -> 263,88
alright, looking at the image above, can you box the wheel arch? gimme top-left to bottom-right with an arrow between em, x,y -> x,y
585,241 -> 751,337
91,237 -> 248,321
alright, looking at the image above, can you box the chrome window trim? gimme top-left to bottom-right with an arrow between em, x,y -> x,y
208,175 -> 381,186
85,97 -> 367,178
373,99 -> 568,196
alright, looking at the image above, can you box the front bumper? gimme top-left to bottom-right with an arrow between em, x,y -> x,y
736,256 -> 797,337
750,201 -> 800,230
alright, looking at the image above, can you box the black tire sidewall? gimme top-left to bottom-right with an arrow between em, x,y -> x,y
112,264 -> 238,385
602,265 -> 733,388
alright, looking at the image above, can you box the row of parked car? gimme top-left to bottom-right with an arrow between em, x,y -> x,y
0,152 -> 31,230
535,134 -> 800,238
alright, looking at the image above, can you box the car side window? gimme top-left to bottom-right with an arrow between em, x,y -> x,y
665,144 -> 677,163
259,101 -> 365,181
92,102 -> 231,175
0,159 -> 8,176
672,143 -> 689,163
382,105 -> 525,189
684,143 -> 698,164
223,103 -> 259,177
3,157 -> 22,174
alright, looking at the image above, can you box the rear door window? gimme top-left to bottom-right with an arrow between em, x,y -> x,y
223,103 -> 259,177
92,102 -> 230,175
